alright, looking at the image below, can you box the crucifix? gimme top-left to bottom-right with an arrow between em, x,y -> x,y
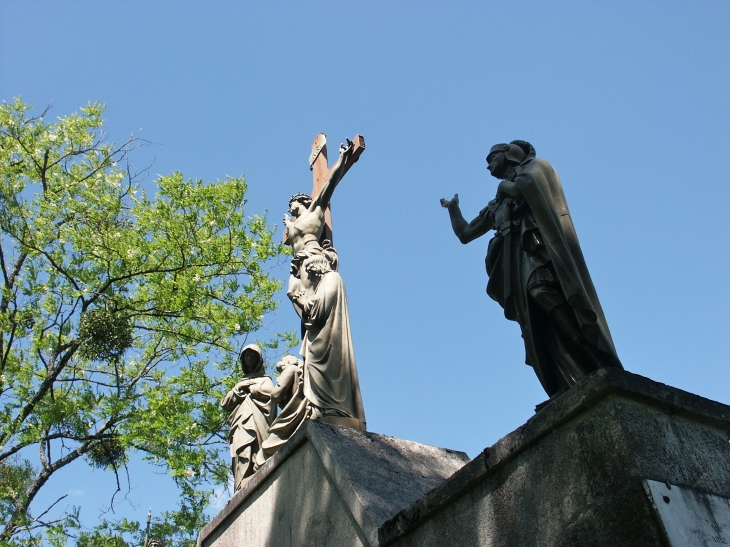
271,131 -> 368,438
308,132 -> 366,244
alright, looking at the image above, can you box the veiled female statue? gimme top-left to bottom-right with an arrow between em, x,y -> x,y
220,344 -> 274,490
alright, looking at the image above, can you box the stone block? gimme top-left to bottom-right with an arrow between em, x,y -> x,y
198,420 -> 469,547
381,369 -> 730,546
199,369 -> 730,546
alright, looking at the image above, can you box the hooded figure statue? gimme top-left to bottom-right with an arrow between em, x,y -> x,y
441,141 -> 622,404
220,344 -> 274,490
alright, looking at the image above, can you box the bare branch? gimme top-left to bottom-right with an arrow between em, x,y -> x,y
30,494 -> 68,525
40,149 -> 49,195
0,246 -> 27,313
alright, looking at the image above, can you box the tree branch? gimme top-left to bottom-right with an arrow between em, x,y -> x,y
0,340 -> 81,449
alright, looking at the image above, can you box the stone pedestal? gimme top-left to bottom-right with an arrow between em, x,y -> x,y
199,369 -> 730,547
198,419 -> 469,547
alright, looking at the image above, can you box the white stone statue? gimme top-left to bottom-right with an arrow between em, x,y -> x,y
283,142 -> 352,319
276,138 -> 366,447
220,344 -> 274,490
290,255 -> 366,431
261,355 -> 310,458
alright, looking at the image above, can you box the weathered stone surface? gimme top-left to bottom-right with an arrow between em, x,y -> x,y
198,420 -> 469,547
381,368 -> 730,546
199,369 -> 730,546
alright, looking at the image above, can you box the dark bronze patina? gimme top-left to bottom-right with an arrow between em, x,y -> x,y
440,141 -> 622,405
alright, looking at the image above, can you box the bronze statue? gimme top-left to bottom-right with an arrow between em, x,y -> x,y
440,141 -> 622,404
220,344 -> 274,490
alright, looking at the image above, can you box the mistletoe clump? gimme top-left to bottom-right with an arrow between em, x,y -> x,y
79,308 -> 133,362
85,437 -> 127,470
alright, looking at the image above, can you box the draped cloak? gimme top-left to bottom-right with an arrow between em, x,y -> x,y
300,271 -> 366,431
481,157 -> 622,395
261,361 -> 310,458
220,346 -> 274,490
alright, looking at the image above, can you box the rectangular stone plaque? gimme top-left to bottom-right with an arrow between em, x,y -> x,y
644,480 -> 730,546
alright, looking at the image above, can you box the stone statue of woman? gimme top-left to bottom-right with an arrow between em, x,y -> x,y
220,344 -> 274,490
289,255 -> 366,431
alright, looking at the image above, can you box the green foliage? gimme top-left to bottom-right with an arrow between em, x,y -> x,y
84,436 -> 126,469
0,457 -> 35,518
0,98 -> 295,545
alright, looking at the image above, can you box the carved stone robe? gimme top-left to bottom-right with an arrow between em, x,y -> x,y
481,157 -> 622,396
300,270 -> 366,431
220,353 -> 274,490
261,361 -> 310,458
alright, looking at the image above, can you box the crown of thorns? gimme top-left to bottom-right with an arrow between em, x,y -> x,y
289,193 -> 312,207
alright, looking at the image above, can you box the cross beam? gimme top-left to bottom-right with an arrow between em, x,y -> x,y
309,133 -> 365,243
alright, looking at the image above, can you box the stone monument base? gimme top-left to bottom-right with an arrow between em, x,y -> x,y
198,369 -> 730,547
198,416 -> 469,547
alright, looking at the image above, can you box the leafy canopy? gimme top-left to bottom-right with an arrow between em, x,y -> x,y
0,98 -> 292,546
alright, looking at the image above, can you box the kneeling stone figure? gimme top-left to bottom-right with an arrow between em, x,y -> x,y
262,355 -> 311,458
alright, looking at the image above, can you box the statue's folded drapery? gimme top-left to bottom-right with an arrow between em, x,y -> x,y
481,157 -> 622,396
261,359 -> 310,458
300,270 -> 366,431
220,344 -> 274,490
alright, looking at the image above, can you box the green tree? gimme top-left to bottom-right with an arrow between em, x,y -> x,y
0,98 -> 291,545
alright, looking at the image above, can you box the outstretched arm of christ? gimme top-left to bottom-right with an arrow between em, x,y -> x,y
440,194 -> 492,244
311,141 -> 354,212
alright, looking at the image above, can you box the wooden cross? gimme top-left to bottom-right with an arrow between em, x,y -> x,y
309,133 -> 366,244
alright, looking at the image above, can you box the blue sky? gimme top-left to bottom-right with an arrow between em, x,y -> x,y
2,0 -> 729,534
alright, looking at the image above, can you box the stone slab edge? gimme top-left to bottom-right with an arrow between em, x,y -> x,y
196,420 -> 380,547
197,423 -> 308,547
307,425 -> 382,547
378,368 -> 730,546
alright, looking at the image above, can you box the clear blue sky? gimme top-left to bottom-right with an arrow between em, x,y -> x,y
2,0 -> 729,534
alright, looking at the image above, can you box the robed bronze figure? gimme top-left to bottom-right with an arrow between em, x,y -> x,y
441,140 -> 622,403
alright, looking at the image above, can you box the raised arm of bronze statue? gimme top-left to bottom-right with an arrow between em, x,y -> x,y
440,140 -> 623,410
440,193 -> 491,244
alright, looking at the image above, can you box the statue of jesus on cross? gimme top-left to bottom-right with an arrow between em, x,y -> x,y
283,134 -> 365,252
279,132 -> 367,434
284,133 -> 364,318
